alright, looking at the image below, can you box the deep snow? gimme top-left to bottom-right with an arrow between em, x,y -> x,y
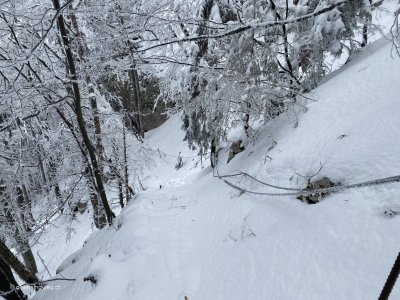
26,33 -> 400,300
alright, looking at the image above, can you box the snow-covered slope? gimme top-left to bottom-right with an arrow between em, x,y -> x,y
31,36 -> 400,300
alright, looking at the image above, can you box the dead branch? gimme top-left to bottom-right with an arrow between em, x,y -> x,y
222,174 -> 400,198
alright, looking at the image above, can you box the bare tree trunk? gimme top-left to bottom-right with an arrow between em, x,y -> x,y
361,0 -> 372,47
16,186 -> 32,232
14,188 -> 38,274
0,257 -> 26,300
48,160 -> 62,201
89,80 -> 105,165
210,138 -> 217,168
244,102 -> 251,136
128,67 -> 144,138
123,125 -> 131,203
69,10 -> 105,169
190,0 -> 214,99
85,167 -> 107,229
56,109 -> 107,229
271,0 -> 300,97
118,180 -> 124,209
0,239 -> 39,285
1,184 -> 38,275
18,239 -> 38,276
52,0 -> 115,225
89,188 -> 107,229
29,124 -> 48,190
5,213 -> 37,275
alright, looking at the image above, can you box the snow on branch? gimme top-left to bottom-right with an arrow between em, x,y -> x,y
133,0 -> 352,53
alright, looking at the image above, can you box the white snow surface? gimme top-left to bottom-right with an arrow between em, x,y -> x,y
30,36 -> 400,300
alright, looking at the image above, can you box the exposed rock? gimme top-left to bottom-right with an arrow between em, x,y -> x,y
227,140 -> 245,163
311,177 -> 334,189
99,73 -> 168,133
297,177 -> 335,204
76,201 -> 88,214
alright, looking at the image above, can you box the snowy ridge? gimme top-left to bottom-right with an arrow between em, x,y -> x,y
31,36 -> 400,300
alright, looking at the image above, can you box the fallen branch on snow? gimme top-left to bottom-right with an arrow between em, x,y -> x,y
221,174 -> 400,198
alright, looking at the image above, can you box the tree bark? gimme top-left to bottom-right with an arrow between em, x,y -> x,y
56,109 -> 107,228
69,9 -> 105,168
85,167 -> 107,229
18,240 -> 38,276
118,180 -> 124,209
14,188 -> 38,274
1,185 -> 38,276
0,257 -> 26,300
0,239 -> 39,285
128,67 -> 144,138
123,125 -> 131,203
361,0 -> 372,47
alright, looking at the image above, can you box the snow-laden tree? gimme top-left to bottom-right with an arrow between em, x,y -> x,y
151,0 -> 377,157
0,1 -> 156,289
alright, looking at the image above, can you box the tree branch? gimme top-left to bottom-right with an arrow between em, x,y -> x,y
127,0 -> 351,54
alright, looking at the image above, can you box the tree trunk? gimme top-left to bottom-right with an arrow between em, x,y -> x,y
48,160 -> 62,201
190,0 -> 214,99
10,192 -> 37,274
210,138 -> 217,168
361,0 -> 372,47
56,109 -> 107,228
18,239 -> 38,276
85,166 -> 107,229
52,0 -> 115,225
128,67 -> 144,138
118,180 -> 124,209
271,0 -> 300,97
123,125 -> 131,203
69,10 -> 105,170
0,257 -> 26,300
0,239 -> 39,285
1,187 -> 38,275
16,187 -> 31,232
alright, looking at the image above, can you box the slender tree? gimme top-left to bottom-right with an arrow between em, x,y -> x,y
52,0 -> 115,225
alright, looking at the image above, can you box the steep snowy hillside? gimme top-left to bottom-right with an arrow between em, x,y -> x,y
29,36 -> 400,300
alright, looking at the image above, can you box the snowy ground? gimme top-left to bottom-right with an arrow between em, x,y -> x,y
26,5 -> 400,300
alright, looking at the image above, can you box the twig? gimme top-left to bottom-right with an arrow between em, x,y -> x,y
241,172 -> 302,191
223,179 -> 298,196
295,162 -> 323,180
37,251 -> 52,277
214,165 -> 302,191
